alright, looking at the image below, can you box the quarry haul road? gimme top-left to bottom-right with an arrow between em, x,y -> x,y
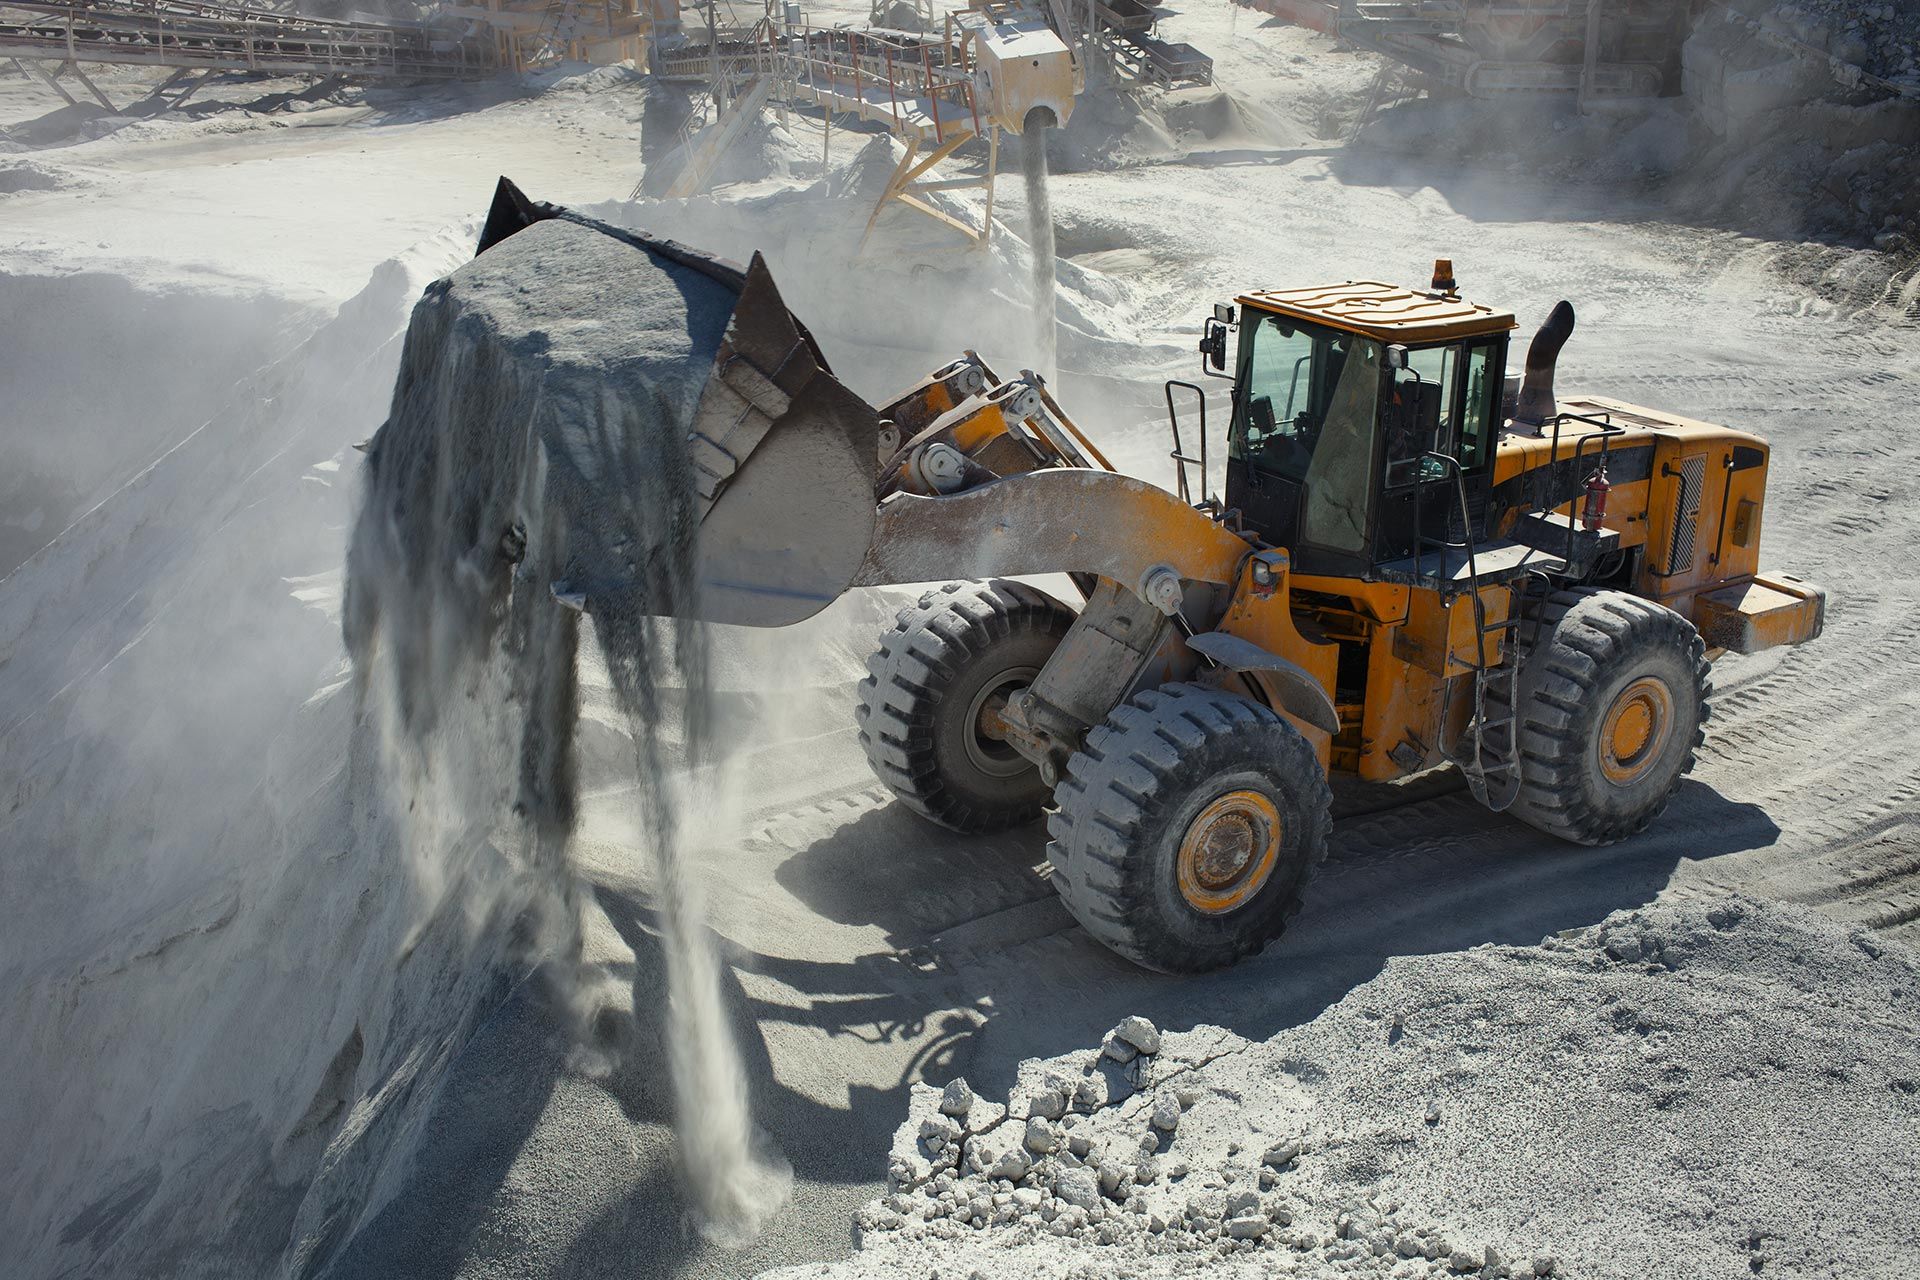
525,567 -> 1920,1280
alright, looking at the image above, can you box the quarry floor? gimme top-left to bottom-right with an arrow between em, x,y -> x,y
4,6 -> 1919,1280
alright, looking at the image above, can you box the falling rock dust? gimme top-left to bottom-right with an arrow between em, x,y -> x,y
343,211 -> 790,1245
1022,108 -> 1058,386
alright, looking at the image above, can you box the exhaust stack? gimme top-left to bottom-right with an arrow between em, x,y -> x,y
1513,300 -> 1575,433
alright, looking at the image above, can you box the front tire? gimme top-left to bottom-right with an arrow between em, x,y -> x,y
1046,683 -> 1333,974
857,580 -> 1074,833
1500,588 -> 1711,845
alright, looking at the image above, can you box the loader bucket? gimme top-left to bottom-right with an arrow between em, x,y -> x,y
470,178 -> 882,628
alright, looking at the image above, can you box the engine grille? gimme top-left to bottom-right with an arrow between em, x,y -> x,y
1667,453 -> 1706,574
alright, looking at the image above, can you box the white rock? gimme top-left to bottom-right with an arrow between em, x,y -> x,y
939,1077 -> 975,1118
1101,1033 -> 1139,1064
919,1115 -> 961,1148
1113,1015 -> 1162,1054
1226,1214 -> 1269,1240
1262,1139 -> 1303,1167
1024,1116 -> 1059,1155
1151,1091 -> 1182,1132
1027,1080 -> 1070,1121
965,1128 -> 1033,1182
1055,1166 -> 1101,1210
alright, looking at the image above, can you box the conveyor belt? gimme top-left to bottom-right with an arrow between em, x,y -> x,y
0,0 -> 494,79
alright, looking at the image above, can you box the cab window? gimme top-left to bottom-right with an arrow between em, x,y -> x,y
1228,313 -> 1382,557
1380,341 -> 1497,485
1383,344 -> 1457,489
1458,342 -> 1495,469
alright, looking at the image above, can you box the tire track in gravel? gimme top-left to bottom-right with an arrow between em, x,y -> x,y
1749,819 -> 1920,943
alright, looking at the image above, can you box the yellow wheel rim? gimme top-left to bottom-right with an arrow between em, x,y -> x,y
1599,675 -> 1674,786
1176,789 -> 1283,916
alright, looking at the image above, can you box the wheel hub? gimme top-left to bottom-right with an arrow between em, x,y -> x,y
961,667 -> 1039,780
1177,789 -> 1282,915
1599,675 -> 1674,785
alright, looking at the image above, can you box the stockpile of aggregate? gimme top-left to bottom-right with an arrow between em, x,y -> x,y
767,896 -> 1920,1280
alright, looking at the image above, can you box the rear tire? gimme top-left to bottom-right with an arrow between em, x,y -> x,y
857,580 -> 1074,833
1046,683 -> 1332,974
1499,588 -> 1711,845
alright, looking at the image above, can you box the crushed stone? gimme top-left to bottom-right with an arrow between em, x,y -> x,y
760,896 -> 1920,1280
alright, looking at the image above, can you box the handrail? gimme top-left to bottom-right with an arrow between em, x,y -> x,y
1164,379 -> 1208,505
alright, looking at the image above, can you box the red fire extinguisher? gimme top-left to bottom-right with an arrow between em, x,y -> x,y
1582,462 -> 1611,531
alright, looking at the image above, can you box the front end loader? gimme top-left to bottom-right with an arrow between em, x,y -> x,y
434,186 -> 1826,974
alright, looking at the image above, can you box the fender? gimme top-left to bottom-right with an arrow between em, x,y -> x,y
1184,630 -> 1341,736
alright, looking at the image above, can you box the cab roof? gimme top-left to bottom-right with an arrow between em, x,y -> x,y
1236,281 -> 1517,345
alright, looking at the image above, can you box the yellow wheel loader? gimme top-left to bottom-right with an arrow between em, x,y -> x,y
449,188 -> 1827,974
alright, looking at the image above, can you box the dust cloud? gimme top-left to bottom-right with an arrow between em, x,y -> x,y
344,212 -> 788,1246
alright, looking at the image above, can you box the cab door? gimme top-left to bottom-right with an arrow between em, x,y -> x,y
1372,338 -> 1503,565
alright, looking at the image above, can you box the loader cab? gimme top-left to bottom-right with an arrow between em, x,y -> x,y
1220,274 -> 1515,577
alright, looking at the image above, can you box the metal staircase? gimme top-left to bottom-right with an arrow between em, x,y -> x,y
1396,408 -> 1630,810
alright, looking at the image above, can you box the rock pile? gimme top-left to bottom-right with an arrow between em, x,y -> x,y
1734,0 -> 1920,88
769,896 -> 1920,1280
855,1014 -> 1547,1278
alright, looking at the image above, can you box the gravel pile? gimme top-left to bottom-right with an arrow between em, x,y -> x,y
767,896 -> 1920,1280
1737,0 -> 1920,89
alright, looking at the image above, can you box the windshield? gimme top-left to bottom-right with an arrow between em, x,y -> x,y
1229,313 -> 1382,556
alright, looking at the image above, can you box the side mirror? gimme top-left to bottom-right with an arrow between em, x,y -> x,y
1199,318 -> 1230,376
